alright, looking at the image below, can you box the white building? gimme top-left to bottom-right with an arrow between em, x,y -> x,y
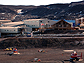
23,19 -> 56,31
0,27 -> 22,33
1,21 -> 32,34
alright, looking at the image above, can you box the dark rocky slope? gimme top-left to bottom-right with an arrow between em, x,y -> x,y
0,38 -> 84,49
0,2 -> 84,21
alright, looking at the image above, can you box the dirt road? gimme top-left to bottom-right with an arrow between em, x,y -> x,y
0,48 -> 84,63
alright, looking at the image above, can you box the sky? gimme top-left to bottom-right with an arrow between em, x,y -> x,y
0,0 -> 83,6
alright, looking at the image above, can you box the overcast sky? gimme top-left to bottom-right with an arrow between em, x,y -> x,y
0,0 -> 83,6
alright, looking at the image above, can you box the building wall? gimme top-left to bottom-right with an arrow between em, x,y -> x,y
24,19 -> 56,29
39,19 -> 52,28
24,27 -> 32,33
0,27 -> 21,33
0,32 -> 1,37
24,20 -> 39,28
75,17 -> 84,26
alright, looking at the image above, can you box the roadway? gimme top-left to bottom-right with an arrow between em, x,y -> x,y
33,34 -> 84,37
0,34 -> 84,41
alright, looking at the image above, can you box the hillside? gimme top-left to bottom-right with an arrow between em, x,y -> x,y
0,37 -> 84,49
0,1 -> 84,21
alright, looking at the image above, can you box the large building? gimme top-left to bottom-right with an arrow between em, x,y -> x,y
23,19 -> 56,31
53,20 -> 75,28
1,21 -> 32,34
0,27 -> 23,34
51,20 -> 71,30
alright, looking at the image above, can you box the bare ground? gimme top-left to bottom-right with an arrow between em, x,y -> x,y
0,48 -> 84,63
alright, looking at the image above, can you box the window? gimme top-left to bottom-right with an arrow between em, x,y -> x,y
40,21 -> 42,23
64,25 -> 66,27
18,29 -> 21,31
80,27 -> 84,29
58,22 -> 61,24
67,25 -> 68,27
63,29 -> 66,30
27,25 -> 29,26
59,25 -> 62,27
63,22 -> 65,24
56,24 -> 58,27
59,29 -> 62,30
29,21 -> 31,23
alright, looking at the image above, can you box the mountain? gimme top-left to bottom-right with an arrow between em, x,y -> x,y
0,1 -> 84,21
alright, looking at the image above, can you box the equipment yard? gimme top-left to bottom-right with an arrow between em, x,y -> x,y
0,48 -> 84,63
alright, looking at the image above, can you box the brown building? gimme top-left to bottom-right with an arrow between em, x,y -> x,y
51,20 -> 71,30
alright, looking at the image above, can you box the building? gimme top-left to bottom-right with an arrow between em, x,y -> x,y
75,17 -> 84,26
1,21 -> 32,34
23,19 -> 57,31
51,20 -> 71,30
79,24 -> 84,30
75,17 -> 84,30
0,27 -> 23,34
53,20 -> 75,28
0,19 -> 56,34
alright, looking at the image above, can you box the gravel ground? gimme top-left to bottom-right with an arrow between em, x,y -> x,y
0,48 -> 84,63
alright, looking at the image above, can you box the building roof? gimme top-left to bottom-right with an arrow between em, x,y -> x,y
23,19 -> 43,21
52,19 -> 71,25
0,27 -> 22,29
0,20 -> 11,21
53,19 -> 75,23
2,21 -> 24,26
